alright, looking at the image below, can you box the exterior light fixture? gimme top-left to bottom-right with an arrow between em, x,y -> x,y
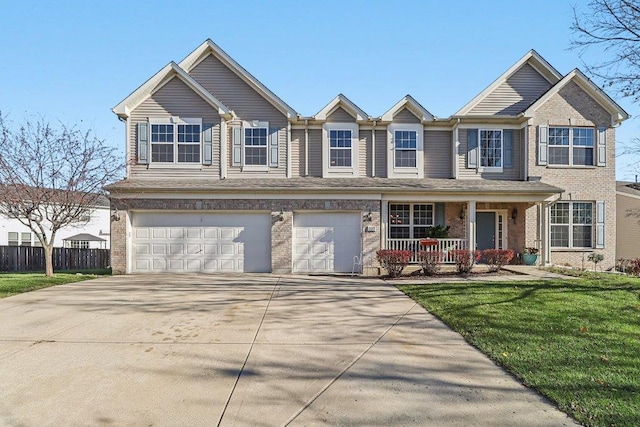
511,208 -> 518,224
364,209 -> 373,222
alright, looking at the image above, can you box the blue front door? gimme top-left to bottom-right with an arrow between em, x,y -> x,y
477,212 -> 496,250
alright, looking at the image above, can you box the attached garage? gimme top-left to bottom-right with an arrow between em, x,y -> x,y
293,212 -> 362,273
131,212 -> 271,273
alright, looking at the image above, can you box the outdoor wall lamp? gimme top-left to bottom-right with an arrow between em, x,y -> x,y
111,208 -> 121,222
511,208 -> 518,224
363,209 -> 373,222
459,208 -> 465,220
274,209 -> 285,221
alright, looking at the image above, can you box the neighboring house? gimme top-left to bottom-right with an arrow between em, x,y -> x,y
616,181 -> 640,260
106,39 -> 627,274
0,194 -> 111,249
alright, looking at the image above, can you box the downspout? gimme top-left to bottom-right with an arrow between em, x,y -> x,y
371,120 -> 376,177
523,120 -> 529,180
220,118 -> 228,179
287,122 -> 292,178
121,116 -> 130,178
304,119 -> 309,176
453,118 -> 460,179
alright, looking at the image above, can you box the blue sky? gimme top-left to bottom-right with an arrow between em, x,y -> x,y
1,0 -> 637,179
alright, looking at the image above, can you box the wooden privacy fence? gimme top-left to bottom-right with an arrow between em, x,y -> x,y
0,246 -> 110,272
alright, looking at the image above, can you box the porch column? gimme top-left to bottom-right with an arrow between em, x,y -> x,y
541,201 -> 551,265
467,200 -> 476,252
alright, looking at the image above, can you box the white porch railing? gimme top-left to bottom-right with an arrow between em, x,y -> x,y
386,238 -> 467,264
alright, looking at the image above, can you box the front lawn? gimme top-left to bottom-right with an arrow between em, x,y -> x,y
398,272 -> 640,427
0,269 -> 110,298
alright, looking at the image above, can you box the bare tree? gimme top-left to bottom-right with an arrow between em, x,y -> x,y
0,112 -> 122,276
571,0 -> 640,101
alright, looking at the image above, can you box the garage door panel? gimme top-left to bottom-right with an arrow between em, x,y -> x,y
293,213 -> 360,273
132,213 -> 270,273
152,244 -> 166,255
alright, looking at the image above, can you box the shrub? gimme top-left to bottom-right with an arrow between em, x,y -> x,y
417,250 -> 444,276
483,249 -> 515,273
450,249 -> 481,274
376,250 -> 412,278
587,253 -> 604,271
631,258 -> 640,276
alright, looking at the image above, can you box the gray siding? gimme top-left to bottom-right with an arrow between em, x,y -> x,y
458,128 -> 523,180
325,107 -> 356,122
375,129 -> 387,177
424,130 -> 451,178
393,108 -> 421,123
616,193 -> 640,259
129,77 -> 221,179
291,129 -> 305,177
307,129 -> 322,177
360,130 -> 372,177
189,55 -> 287,126
469,64 -> 553,116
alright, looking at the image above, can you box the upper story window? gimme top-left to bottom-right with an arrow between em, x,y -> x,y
394,131 -> 417,167
388,203 -> 434,238
322,122 -> 359,177
548,127 -> 594,166
231,121 -> 279,171
550,202 -> 593,248
479,130 -> 502,168
244,127 -> 268,166
149,118 -> 201,164
329,130 -> 352,167
388,123 -> 424,178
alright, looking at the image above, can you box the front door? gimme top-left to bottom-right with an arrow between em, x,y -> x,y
477,212 -> 496,250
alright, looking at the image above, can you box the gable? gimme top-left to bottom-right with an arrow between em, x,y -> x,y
469,64 -> 553,116
536,81 -> 611,125
326,106 -> 356,122
392,107 -> 421,123
189,55 -> 286,124
131,76 -> 220,120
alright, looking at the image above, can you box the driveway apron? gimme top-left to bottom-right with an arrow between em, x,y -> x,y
0,275 -> 576,426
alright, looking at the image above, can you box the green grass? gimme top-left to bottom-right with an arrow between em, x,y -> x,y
398,271 -> 640,427
0,269 -> 111,298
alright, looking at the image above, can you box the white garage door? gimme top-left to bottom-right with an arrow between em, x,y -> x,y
131,212 -> 271,273
293,212 -> 361,273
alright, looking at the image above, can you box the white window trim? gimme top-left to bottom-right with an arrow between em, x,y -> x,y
387,203 -> 435,238
242,121 -> 270,172
550,201 -> 594,249
148,117 -> 203,166
478,129 -> 503,173
388,123 -> 424,178
548,126 -> 595,167
322,122 -> 359,177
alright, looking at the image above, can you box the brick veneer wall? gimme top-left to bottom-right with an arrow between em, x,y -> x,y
527,81 -> 617,268
109,197 -> 380,274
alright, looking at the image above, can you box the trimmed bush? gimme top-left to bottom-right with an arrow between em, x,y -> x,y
483,249 -> 515,273
418,250 -> 444,276
376,250 -> 412,277
450,249 -> 481,274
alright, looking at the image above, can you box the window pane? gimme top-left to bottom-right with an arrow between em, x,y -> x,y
330,148 -> 351,167
549,147 -> 569,165
330,130 -> 351,148
245,128 -> 267,146
413,227 -> 429,238
389,204 -> 410,226
178,144 -> 200,163
573,147 -> 593,166
389,227 -> 410,239
548,127 -> 569,146
573,225 -> 592,248
551,203 -> 570,224
151,124 -> 174,143
395,150 -> 416,167
573,202 -> 593,224
480,130 -> 502,167
573,128 -> 594,147
394,131 -> 417,149
413,204 -> 434,226
245,147 -> 267,165
178,124 -> 200,144
551,225 -> 569,247
151,144 -> 174,162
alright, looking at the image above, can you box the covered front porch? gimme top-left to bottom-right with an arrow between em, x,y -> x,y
380,192 -> 562,265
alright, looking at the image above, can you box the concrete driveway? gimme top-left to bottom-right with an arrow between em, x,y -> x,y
0,275 -> 575,426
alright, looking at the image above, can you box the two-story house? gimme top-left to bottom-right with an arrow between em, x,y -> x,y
105,39 -> 627,274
